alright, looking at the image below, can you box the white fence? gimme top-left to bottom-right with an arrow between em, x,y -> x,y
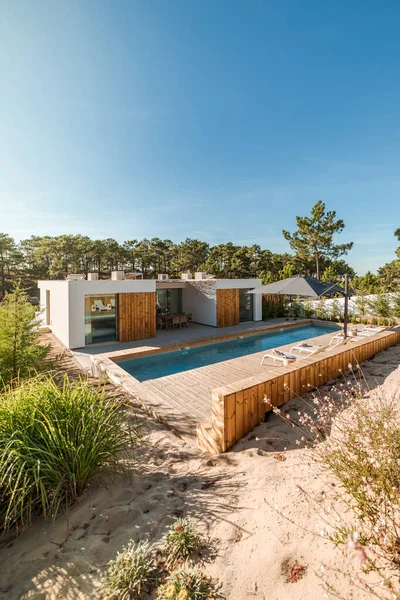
297,293 -> 400,320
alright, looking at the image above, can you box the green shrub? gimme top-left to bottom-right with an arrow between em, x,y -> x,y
367,294 -> 392,319
329,299 -> 340,321
103,540 -> 157,599
0,376 -> 135,530
163,518 -> 203,567
289,297 -> 302,317
156,564 -> 214,600
0,286 -> 49,388
303,300 -> 314,318
392,293 -> 400,319
315,299 -> 327,321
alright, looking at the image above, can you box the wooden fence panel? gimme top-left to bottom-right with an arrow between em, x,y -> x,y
117,292 -> 156,342
216,288 -> 240,327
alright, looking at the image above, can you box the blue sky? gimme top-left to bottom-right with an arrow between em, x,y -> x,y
1,0 -> 399,274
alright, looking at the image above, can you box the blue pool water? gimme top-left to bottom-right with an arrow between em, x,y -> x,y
117,324 -> 339,382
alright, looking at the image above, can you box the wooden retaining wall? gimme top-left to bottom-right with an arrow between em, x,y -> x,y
196,330 -> 400,454
117,292 -> 156,342
216,288 -> 240,327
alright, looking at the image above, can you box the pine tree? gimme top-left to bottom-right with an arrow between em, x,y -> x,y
282,201 -> 353,279
0,286 -> 49,386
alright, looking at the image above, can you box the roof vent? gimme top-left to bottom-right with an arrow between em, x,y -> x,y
111,270 -> 125,281
158,274 -> 169,281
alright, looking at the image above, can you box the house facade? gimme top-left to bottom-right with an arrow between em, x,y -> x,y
38,273 -> 262,349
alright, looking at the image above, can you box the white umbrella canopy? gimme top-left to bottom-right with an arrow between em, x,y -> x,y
249,275 -> 346,297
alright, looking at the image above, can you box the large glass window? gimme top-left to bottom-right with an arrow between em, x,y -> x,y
84,295 -> 116,345
156,289 -> 182,314
239,289 -> 253,322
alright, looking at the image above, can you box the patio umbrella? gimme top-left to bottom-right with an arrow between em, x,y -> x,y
249,275 -> 351,337
249,275 -> 345,297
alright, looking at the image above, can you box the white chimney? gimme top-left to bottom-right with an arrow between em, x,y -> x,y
88,272 -> 99,281
111,270 -> 125,281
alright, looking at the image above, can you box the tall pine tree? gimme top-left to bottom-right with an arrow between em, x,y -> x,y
282,201 -> 353,279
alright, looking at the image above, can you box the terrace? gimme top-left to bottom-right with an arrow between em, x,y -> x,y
80,320 -> 400,453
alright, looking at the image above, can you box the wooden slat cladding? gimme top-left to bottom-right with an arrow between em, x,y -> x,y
196,330 -> 400,453
216,288 -> 239,327
117,292 -> 156,342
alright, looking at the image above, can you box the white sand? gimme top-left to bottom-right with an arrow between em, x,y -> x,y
1,344 -> 399,600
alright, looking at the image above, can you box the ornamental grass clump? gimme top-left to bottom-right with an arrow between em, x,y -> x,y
0,375 -> 135,530
102,540 -> 157,599
164,518 -> 204,567
156,563 -> 215,600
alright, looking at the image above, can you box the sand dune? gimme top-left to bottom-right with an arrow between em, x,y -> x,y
1,344 -> 399,600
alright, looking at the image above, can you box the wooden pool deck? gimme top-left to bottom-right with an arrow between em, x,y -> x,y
88,321 -> 400,452
84,319 -> 313,433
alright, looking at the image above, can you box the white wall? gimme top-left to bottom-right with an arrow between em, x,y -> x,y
182,279 -> 263,326
183,281 -> 217,326
38,281 -> 70,347
304,293 -> 398,318
38,279 -> 156,349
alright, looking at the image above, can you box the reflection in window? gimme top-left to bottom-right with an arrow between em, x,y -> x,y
239,289 -> 253,322
84,295 -> 116,345
156,289 -> 182,314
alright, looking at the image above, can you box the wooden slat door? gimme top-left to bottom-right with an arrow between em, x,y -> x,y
117,292 -> 156,342
216,288 -> 240,327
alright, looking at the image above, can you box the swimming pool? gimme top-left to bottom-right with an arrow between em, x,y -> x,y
116,324 -> 339,382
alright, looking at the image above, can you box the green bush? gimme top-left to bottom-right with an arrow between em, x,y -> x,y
103,540 -> 157,599
0,286 -> 49,388
367,294 -> 392,319
0,376 -> 135,530
393,294 -> 400,319
163,517 -> 204,567
157,564 -> 214,600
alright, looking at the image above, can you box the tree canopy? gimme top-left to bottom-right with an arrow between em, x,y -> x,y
282,200 -> 353,279
1,204 -> 399,299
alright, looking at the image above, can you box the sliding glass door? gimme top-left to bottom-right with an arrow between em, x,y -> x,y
156,289 -> 182,313
239,289 -> 253,322
84,294 -> 117,345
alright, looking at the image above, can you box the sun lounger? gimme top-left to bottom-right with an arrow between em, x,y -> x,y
290,342 -> 323,357
261,334 -> 350,367
91,300 -> 109,312
355,325 -> 388,337
290,336 -> 346,358
261,349 -> 297,366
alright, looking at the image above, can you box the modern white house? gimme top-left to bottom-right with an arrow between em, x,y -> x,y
38,272 -> 263,349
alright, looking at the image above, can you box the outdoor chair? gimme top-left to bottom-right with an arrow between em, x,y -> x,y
179,315 -> 189,328
157,316 -> 166,330
172,316 -> 181,329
